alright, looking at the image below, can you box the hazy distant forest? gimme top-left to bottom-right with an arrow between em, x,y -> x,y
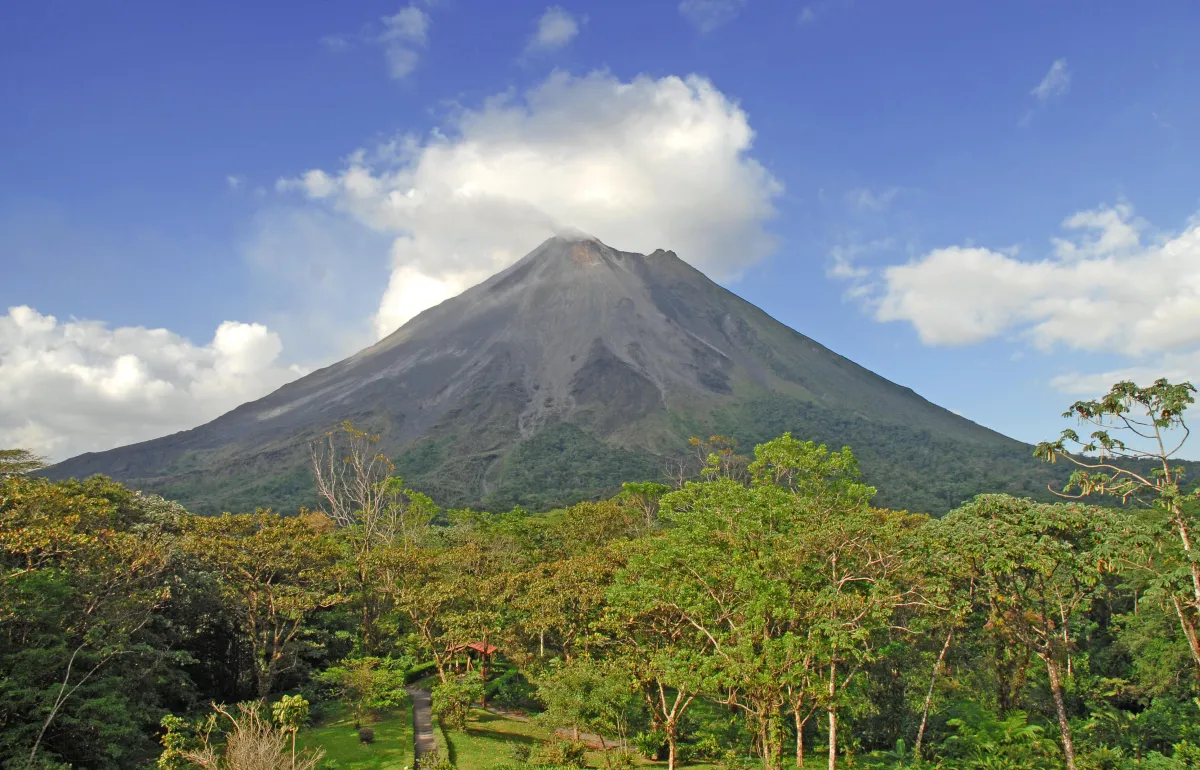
5,378 -> 1200,770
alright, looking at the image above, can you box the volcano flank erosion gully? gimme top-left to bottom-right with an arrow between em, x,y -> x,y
47,236 -> 1062,515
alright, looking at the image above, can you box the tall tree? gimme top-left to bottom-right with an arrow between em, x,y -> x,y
310,421 -> 437,653
608,544 -> 710,770
628,434 -> 905,770
1,476 -> 177,768
937,494 -> 1114,770
0,448 -> 46,479
181,512 -> 345,697
1036,378 -> 1200,673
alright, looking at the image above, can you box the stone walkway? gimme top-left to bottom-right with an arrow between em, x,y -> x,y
406,687 -> 435,760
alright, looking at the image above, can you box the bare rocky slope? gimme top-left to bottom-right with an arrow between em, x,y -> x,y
47,236 -> 1059,514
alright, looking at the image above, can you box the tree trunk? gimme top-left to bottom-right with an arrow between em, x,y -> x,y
1170,503 -> 1200,674
668,734 -> 678,770
827,710 -> 837,770
795,708 -> 805,767
1173,504 -> 1200,611
1043,655 -> 1077,770
1171,595 -> 1200,670
915,628 -> 954,758
827,663 -> 837,770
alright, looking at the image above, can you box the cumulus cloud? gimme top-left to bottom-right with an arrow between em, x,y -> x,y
277,70 -> 783,338
1032,58 -> 1071,101
678,0 -> 747,32
0,306 -> 304,461
861,203 -> 1200,389
525,6 -> 583,54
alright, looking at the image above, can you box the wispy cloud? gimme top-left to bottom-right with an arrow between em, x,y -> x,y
678,0 -> 747,33
1031,58 -> 1070,102
380,5 -> 430,79
1020,58 -> 1071,127
847,186 -> 905,212
320,34 -> 351,52
319,4 -> 431,80
798,6 -> 817,25
524,6 -> 584,55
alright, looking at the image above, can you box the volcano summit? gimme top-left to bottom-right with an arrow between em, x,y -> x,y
47,236 -> 1052,514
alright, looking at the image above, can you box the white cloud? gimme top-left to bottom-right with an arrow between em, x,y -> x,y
678,0 -> 747,32
320,34 -> 351,52
277,70 -> 783,338
226,174 -> 244,190
798,6 -> 817,24
525,6 -> 583,54
1049,351 -> 1200,395
1031,58 -> 1070,101
827,238 -> 893,282
0,306 -> 304,460
848,186 -> 903,211
380,5 -> 430,79
861,203 -> 1200,387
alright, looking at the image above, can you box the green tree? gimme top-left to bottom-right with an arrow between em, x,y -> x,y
271,694 -> 311,769
607,554 -> 710,770
629,433 -> 910,770
534,657 -> 639,766
937,494 -> 1114,770
181,512 -> 345,697
310,422 -> 437,653
431,677 -> 484,733
317,657 -> 409,727
1,475 -> 177,768
1036,378 -> 1200,673
0,448 -> 46,479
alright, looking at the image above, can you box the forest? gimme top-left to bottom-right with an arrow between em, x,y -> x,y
3,379 -> 1200,770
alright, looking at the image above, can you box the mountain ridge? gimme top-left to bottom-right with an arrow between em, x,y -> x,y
47,235 -> 1054,514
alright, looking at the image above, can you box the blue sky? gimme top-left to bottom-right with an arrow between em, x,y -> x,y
3,0 -> 1199,460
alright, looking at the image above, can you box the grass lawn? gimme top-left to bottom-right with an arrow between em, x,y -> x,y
296,701 -> 414,770
444,709 -> 548,768
444,708 -> 723,769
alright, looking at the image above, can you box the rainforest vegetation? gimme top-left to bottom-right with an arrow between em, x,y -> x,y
3,379 -> 1200,770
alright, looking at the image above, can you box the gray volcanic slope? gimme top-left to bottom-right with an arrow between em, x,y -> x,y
47,236 -> 1056,514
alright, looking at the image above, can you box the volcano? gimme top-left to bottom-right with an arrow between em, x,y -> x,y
47,236 -> 1054,514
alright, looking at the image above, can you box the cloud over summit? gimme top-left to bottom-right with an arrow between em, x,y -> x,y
278,69 -> 783,339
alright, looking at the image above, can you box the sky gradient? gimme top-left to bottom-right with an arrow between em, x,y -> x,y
3,0 -> 1199,460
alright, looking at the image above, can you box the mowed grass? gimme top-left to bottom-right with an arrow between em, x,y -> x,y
296,701 -> 414,769
444,708 -> 723,769
444,709 -> 548,768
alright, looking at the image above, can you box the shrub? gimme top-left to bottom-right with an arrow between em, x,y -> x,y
417,751 -> 454,770
506,741 -> 532,761
432,678 -> 484,733
486,668 -> 539,710
528,739 -> 588,768
358,727 -> 375,744
691,734 -> 724,760
631,730 -> 666,760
